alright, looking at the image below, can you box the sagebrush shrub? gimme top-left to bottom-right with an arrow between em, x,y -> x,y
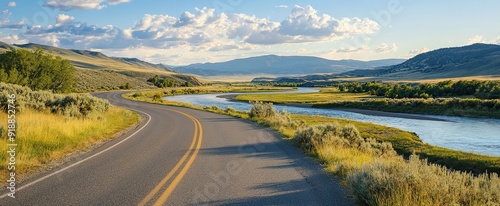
50,94 -> 110,118
348,154 -> 500,206
224,106 -> 235,113
294,123 -> 396,157
0,83 -> 110,119
249,101 -> 277,118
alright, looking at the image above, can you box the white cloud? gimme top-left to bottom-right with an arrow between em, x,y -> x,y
40,34 -> 60,47
44,0 -> 130,10
276,5 -> 288,8
407,47 -> 429,58
2,10 -> 9,15
13,5 -> 383,64
336,46 -> 368,53
7,2 -> 16,7
55,14 -> 75,26
494,36 -> 500,45
468,35 -> 485,44
0,33 -> 27,44
0,19 -> 24,29
374,43 -> 398,53
127,6 -> 379,47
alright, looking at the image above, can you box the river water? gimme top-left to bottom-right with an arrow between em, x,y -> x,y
165,88 -> 500,156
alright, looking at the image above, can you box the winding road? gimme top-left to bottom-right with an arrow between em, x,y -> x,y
0,92 -> 353,205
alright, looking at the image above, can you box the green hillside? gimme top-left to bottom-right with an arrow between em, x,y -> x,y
0,41 -> 201,92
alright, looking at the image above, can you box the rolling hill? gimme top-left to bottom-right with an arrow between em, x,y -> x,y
175,55 -> 405,76
344,43 -> 500,79
0,41 -> 200,91
14,43 -> 175,73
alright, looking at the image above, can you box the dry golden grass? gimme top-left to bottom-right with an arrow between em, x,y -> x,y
316,144 -> 376,177
235,91 -> 373,104
0,107 -> 139,182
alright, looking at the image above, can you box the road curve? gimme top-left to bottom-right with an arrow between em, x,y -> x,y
0,91 -> 354,205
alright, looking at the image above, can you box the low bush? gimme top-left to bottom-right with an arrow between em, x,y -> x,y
348,154 -> 500,206
224,106 -> 235,113
294,123 -> 396,157
0,83 -> 109,119
249,101 -> 277,119
50,94 -> 110,118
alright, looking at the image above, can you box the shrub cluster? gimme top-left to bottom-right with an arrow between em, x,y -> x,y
348,154 -> 500,206
0,83 -> 109,118
294,123 -> 396,157
249,101 -> 278,119
248,101 -> 304,129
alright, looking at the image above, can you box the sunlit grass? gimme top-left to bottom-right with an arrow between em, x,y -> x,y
316,144 -> 376,177
235,91 -> 374,104
0,107 -> 139,182
293,114 -> 500,174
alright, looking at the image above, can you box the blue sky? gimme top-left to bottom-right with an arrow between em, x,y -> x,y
1,0 -> 499,65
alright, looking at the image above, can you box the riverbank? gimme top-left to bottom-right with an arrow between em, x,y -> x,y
334,108 -> 449,122
218,93 -> 449,121
235,91 -> 500,119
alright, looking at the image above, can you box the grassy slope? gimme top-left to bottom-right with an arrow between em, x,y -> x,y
0,107 -> 139,183
75,69 -> 156,92
2,42 -> 205,91
13,43 -> 173,74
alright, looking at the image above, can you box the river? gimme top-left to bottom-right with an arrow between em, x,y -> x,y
164,88 -> 500,156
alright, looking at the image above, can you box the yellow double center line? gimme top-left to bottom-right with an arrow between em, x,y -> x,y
138,109 -> 203,206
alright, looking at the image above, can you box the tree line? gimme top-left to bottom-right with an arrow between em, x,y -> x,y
338,80 -> 500,99
0,48 -> 75,93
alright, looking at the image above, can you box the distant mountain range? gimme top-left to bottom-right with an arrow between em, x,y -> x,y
174,55 -> 406,76
343,43 -> 500,78
257,43 -> 500,83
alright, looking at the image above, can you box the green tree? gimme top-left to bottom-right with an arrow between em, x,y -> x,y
0,48 -> 75,93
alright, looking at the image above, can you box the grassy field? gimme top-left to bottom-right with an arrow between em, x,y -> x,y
0,107 -> 139,183
124,92 -> 500,205
132,85 -> 295,96
235,90 -> 373,103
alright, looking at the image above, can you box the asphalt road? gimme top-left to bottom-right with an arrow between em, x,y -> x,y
0,91 -> 354,205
